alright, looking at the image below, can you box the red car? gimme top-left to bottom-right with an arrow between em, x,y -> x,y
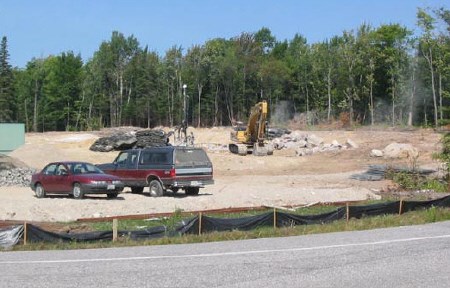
30,161 -> 124,199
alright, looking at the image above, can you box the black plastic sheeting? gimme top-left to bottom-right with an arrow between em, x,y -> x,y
27,224 -> 115,243
186,208 -> 347,234
24,216 -> 199,243
350,164 -> 436,181
0,225 -> 23,249
6,194 -> 450,245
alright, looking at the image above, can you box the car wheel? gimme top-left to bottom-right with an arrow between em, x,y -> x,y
72,183 -> 84,199
131,187 -> 144,194
149,180 -> 164,197
35,184 -> 46,198
185,187 -> 200,195
107,193 -> 118,199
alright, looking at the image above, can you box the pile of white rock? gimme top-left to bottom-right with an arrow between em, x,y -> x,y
0,167 -> 36,187
271,131 -> 359,156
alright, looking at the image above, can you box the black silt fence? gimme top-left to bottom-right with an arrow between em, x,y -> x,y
11,195 -> 450,245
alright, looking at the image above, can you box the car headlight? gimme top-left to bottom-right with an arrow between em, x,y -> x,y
90,180 -> 107,185
112,180 -> 122,185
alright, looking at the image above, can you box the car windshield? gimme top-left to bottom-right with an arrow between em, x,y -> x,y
69,163 -> 105,175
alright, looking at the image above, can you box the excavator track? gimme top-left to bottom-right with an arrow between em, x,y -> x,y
228,143 -> 248,155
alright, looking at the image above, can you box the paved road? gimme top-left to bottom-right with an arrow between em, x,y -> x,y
2,221 -> 450,287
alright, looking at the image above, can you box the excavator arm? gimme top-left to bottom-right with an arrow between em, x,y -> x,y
245,100 -> 268,144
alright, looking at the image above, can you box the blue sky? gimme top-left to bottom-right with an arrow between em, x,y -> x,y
0,0 -> 448,68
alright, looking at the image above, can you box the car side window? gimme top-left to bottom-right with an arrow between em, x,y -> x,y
72,163 -> 85,174
115,152 -> 129,165
43,164 -> 57,175
140,151 -> 152,165
130,151 -> 139,166
56,164 -> 68,175
152,153 -> 167,164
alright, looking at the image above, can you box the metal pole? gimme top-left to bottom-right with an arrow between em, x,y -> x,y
183,84 -> 187,123
182,84 -> 187,142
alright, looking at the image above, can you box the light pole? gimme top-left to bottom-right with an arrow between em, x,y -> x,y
182,84 -> 187,123
182,84 -> 187,141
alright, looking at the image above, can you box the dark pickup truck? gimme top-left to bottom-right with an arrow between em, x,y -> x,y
97,146 -> 214,197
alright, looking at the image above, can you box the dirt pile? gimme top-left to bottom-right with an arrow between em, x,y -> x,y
0,155 -> 35,187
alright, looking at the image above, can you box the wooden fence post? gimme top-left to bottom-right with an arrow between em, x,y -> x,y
273,208 -> 277,229
346,203 -> 350,222
399,199 -> 403,215
23,222 -> 27,246
112,219 -> 118,242
198,212 -> 202,235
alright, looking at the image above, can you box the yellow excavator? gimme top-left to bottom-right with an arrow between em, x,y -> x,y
229,100 -> 273,156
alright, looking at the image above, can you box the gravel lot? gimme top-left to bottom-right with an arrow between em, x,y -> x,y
0,127 -> 443,222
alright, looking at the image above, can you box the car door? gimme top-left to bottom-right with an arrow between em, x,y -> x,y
40,163 -> 58,192
112,151 -> 138,183
53,163 -> 71,192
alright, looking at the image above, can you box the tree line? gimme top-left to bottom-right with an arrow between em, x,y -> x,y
0,7 -> 449,132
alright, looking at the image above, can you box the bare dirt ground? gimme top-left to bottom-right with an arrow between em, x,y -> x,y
0,127 -> 445,222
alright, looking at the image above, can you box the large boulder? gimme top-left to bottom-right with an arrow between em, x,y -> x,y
89,133 -> 137,152
382,143 -> 419,159
89,129 -> 169,152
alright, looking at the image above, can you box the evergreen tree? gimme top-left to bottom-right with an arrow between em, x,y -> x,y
0,36 -> 15,122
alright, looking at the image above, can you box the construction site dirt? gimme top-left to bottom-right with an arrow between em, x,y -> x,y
0,126 -> 445,223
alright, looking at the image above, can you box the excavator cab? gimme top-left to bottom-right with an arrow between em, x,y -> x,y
230,122 -> 247,143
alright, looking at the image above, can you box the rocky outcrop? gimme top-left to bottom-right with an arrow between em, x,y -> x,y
89,129 -> 169,152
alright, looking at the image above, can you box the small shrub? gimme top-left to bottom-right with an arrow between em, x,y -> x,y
434,133 -> 450,181
387,171 -> 447,193
161,208 -> 184,230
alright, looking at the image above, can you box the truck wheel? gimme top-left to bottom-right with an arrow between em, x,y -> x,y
185,187 -> 199,195
131,187 -> 144,194
72,183 -> 84,199
149,180 -> 164,197
107,193 -> 118,199
35,184 -> 46,198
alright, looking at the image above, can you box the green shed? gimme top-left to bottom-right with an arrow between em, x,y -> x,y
0,123 -> 25,155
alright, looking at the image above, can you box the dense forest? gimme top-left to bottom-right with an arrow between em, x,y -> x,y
0,7 -> 449,132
